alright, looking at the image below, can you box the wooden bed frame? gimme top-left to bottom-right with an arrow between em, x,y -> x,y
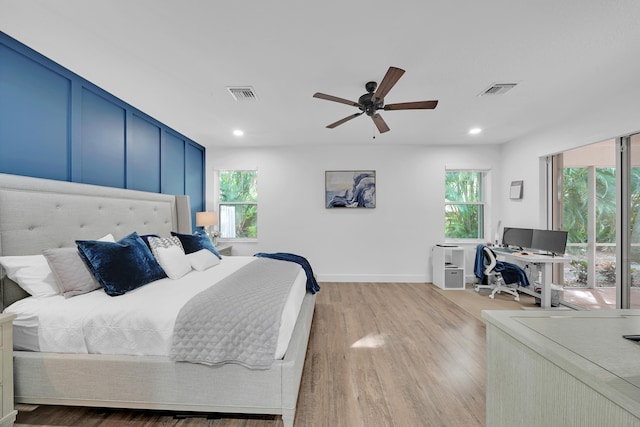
0,173 -> 315,427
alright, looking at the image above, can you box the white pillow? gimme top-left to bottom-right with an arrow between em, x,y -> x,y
98,234 -> 116,243
0,254 -> 58,298
153,244 -> 192,279
186,249 -> 221,271
147,236 -> 184,258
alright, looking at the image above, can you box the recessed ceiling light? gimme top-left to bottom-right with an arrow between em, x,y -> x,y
469,128 -> 482,135
233,129 -> 244,137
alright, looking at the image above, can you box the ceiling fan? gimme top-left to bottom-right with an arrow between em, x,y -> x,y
313,66 -> 438,134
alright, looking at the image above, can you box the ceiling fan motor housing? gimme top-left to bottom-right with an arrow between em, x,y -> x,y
359,82 -> 384,116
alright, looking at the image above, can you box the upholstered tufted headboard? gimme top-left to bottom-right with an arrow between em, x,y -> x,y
0,173 -> 192,308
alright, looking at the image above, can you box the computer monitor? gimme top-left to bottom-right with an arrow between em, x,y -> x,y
531,229 -> 568,255
502,227 -> 533,250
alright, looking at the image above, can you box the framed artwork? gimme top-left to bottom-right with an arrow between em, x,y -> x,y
509,180 -> 523,199
325,170 -> 376,208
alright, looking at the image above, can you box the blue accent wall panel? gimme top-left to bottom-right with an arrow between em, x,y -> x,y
161,131 -> 185,195
0,44 -> 70,180
80,89 -> 126,187
0,32 -> 206,220
128,114 -> 161,192
185,142 -> 205,225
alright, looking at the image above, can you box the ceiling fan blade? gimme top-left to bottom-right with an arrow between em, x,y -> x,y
371,113 -> 390,133
384,100 -> 438,110
372,66 -> 405,103
313,92 -> 360,107
326,112 -> 363,129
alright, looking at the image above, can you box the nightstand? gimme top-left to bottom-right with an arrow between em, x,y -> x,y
216,244 -> 232,256
0,313 -> 16,427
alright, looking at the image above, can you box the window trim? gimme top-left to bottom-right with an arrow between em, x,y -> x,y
215,169 -> 258,242
444,169 -> 490,242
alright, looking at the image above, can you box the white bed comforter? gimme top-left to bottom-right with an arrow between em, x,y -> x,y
5,256 -> 307,359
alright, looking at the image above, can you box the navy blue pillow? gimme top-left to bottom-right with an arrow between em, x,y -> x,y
171,230 -> 222,259
76,232 -> 167,296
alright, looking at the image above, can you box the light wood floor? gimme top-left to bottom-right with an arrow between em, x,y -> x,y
14,282 -> 519,427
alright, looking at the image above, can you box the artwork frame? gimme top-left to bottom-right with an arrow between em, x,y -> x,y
509,180 -> 523,199
325,170 -> 376,208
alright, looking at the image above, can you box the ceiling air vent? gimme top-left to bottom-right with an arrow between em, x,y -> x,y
227,86 -> 258,101
479,83 -> 518,97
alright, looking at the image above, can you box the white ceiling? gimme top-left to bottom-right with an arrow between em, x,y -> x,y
2,0 -> 640,149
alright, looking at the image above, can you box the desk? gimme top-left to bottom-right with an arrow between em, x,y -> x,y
493,249 -> 567,308
483,310 -> 640,426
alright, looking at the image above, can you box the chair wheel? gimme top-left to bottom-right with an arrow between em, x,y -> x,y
514,296 -> 520,302
489,294 -> 495,299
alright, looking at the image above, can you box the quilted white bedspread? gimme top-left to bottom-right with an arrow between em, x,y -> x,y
6,256 -> 307,359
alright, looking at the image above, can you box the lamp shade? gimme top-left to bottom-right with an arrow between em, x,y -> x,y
196,211 -> 218,227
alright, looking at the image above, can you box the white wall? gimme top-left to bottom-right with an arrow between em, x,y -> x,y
500,86 -> 640,229
205,83 -> 640,284
206,144 -> 501,282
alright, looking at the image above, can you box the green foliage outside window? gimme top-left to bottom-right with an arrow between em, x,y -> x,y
563,168 -> 616,245
445,171 -> 484,239
219,170 -> 258,239
563,166 -> 640,252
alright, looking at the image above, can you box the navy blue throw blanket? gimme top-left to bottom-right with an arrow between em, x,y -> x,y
254,252 -> 321,294
494,262 -> 530,287
473,244 -> 530,287
473,244 -> 487,281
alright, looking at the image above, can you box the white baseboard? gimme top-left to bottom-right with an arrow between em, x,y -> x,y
316,274 -> 477,284
317,273 -> 428,283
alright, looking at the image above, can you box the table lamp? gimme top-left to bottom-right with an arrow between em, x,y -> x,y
195,211 -> 218,243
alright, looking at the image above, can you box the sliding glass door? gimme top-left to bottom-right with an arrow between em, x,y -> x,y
553,134 -> 640,309
626,134 -> 640,308
554,140 -> 618,308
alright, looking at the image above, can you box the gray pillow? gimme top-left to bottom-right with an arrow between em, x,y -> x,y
43,247 -> 101,298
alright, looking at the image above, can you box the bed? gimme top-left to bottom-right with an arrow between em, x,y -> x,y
0,173 -> 316,427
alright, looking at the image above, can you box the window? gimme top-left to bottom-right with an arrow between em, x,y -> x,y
217,170 -> 258,239
445,170 -> 485,239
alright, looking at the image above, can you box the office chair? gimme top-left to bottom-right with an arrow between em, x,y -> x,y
473,245 -> 495,292
474,245 -> 520,302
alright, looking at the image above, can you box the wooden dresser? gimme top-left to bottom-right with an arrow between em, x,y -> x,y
0,314 -> 16,427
